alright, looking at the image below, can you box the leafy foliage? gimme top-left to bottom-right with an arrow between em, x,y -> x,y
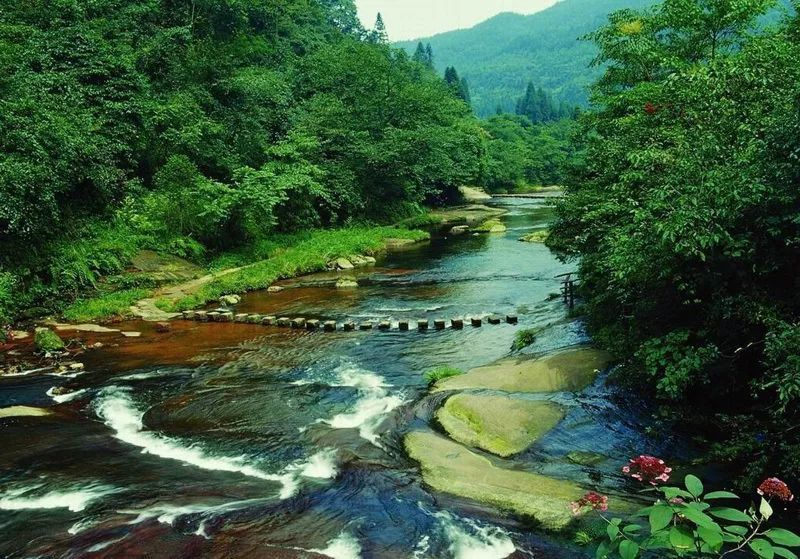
549,0 -> 800,484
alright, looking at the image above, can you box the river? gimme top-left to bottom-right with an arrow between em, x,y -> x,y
0,198 -> 678,558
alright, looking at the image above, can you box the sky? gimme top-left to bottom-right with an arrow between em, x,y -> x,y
355,0 -> 559,41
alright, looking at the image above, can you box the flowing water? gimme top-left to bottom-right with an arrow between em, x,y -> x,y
0,199 -> 681,558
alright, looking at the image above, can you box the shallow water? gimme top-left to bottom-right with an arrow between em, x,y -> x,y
0,199 -> 677,558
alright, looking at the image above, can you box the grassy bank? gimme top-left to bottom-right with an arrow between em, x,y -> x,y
61,226 -> 429,322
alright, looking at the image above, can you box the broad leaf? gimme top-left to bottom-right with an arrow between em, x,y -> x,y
705,491 -> 739,500
709,507 -> 753,523
767,529 -> 800,548
774,547 -> 800,559
761,498 -> 774,520
697,525 -> 723,551
619,539 -> 639,559
649,505 -> 673,533
685,474 -> 704,497
750,538 -> 775,559
669,526 -> 694,550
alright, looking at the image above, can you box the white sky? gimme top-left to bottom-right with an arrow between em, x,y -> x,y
356,0 -> 558,41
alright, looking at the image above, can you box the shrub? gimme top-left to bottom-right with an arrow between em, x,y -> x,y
512,328 -> 538,351
0,272 -> 15,324
424,366 -> 464,384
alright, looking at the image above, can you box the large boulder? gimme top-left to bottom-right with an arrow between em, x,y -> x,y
34,327 -> 65,353
436,394 -> 564,457
434,347 -> 612,394
405,431 -> 583,531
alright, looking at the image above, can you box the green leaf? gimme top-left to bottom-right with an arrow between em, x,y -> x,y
662,486 -> 692,500
649,505 -> 674,533
596,540 -> 611,559
619,539 -> 639,559
623,524 -> 642,535
750,538 -> 775,559
705,491 -> 739,500
774,547 -> 800,559
697,525 -> 723,550
725,525 -> 749,536
607,523 -> 620,541
679,505 -> 717,528
708,507 -> 753,523
669,526 -> 695,550
685,474 -> 704,498
761,498 -> 774,520
767,529 -> 800,548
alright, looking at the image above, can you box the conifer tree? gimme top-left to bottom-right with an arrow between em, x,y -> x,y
368,12 -> 388,44
425,43 -> 434,67
412,42 -> 427,64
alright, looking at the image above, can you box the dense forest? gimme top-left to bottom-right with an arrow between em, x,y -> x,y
0,0 -> 575,325
550,0 -> 800,488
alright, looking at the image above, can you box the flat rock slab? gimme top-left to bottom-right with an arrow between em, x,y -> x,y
405,431 -> 582,531
54,323 -> 120,333
434,347 -> 611,394
0,406 -> 53,419
436,394 -> 565,457
120,331 -> 142,338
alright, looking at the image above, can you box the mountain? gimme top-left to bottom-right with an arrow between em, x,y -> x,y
396,0 -> 654,116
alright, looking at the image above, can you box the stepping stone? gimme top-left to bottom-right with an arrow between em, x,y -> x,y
291,318 -> 306,329
277,317 -> 291,327
261,316 -> 276,326
359,322 -> 373,330
182,311 -> 196,320
434,319 -> 446,330
506,315 -> 518,324
306,319 -> 320,331
324,321 -> 337,332
343,322 -> 356,331
219,312 -> 234,322
471,317 -> 482,327
207,311 -> 221,322
195,311 -> 208,322
488,315 -> 502,325
398,320 -> 410,331
451,318 -> 464,329
246,314 -> 262,324
378,321 -> 391,330
418,320 -> 429,331
234,313 -> 249,323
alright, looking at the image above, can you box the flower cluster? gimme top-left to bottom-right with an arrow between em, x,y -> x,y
571,491 -> 609,516
758,478 -> 794,502
622,455 -> 672,485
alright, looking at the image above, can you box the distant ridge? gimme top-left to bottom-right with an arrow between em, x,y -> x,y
395,0 -> 654,116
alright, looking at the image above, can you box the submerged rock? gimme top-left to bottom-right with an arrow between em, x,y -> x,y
34,327 -> 65,353
267,285 -> 284,293
405,430 -> 583,531
434,347 -> 612,394
335,278 -> 358,289
0,406 -> 53,418
474,219 -> 507,233
520,230 -> 550,243
436,394 -> 564,457
449,225 -> 470,236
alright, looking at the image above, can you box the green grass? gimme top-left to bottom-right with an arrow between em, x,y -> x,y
397,213 -> 444,230
168,226 -> 429,312
424,366 -> 464,384
62,288 -> 151,322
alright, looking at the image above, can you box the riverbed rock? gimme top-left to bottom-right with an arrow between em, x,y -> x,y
0,406 -> 53,419
405,430 -> 582,531
267,285 -> 284,293
155,322 -> 171,333
334,257 -> 354,270
449,225 -> 470,236
335,278 -> 358,289
349,255 -> 377,267
54,323 -> 119,333
34,328 -> 65,353
434,347 -> 612,394
384,238 -> 417,250
219,294 -> 241,306
474,219 -> 507,233
120,331 -> 142,338
520,230 -> 550,243
436,394 -> 565,457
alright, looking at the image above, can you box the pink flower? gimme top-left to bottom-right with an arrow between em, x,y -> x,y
622,455 -> 672,485
570,491 -> 609,516
758,478 -> 794,502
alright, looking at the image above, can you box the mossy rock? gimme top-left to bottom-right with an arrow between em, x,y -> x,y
473,218 -> 507,233
34,328 -> 65,353
436,394 -> 564,457
405,430 -> 583,531
434,347 -> 612,394
520,230 -> 550,243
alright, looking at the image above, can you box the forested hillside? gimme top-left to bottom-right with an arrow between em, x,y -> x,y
0,0 -> 484,322
396,0 -> 654,116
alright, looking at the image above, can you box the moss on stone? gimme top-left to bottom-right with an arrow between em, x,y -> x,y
434,347 -> 612,394
436,394 -> 564,457
34,328 -> 65,352
405,430 -> 583,531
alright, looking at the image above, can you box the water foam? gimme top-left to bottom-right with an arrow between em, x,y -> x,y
435,512 -> 515,559
95,387 -> 336,499
323,366 -> 405,446
0,484 -> 114,512
311,532 -> 362,559
47,386 -> 89,404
